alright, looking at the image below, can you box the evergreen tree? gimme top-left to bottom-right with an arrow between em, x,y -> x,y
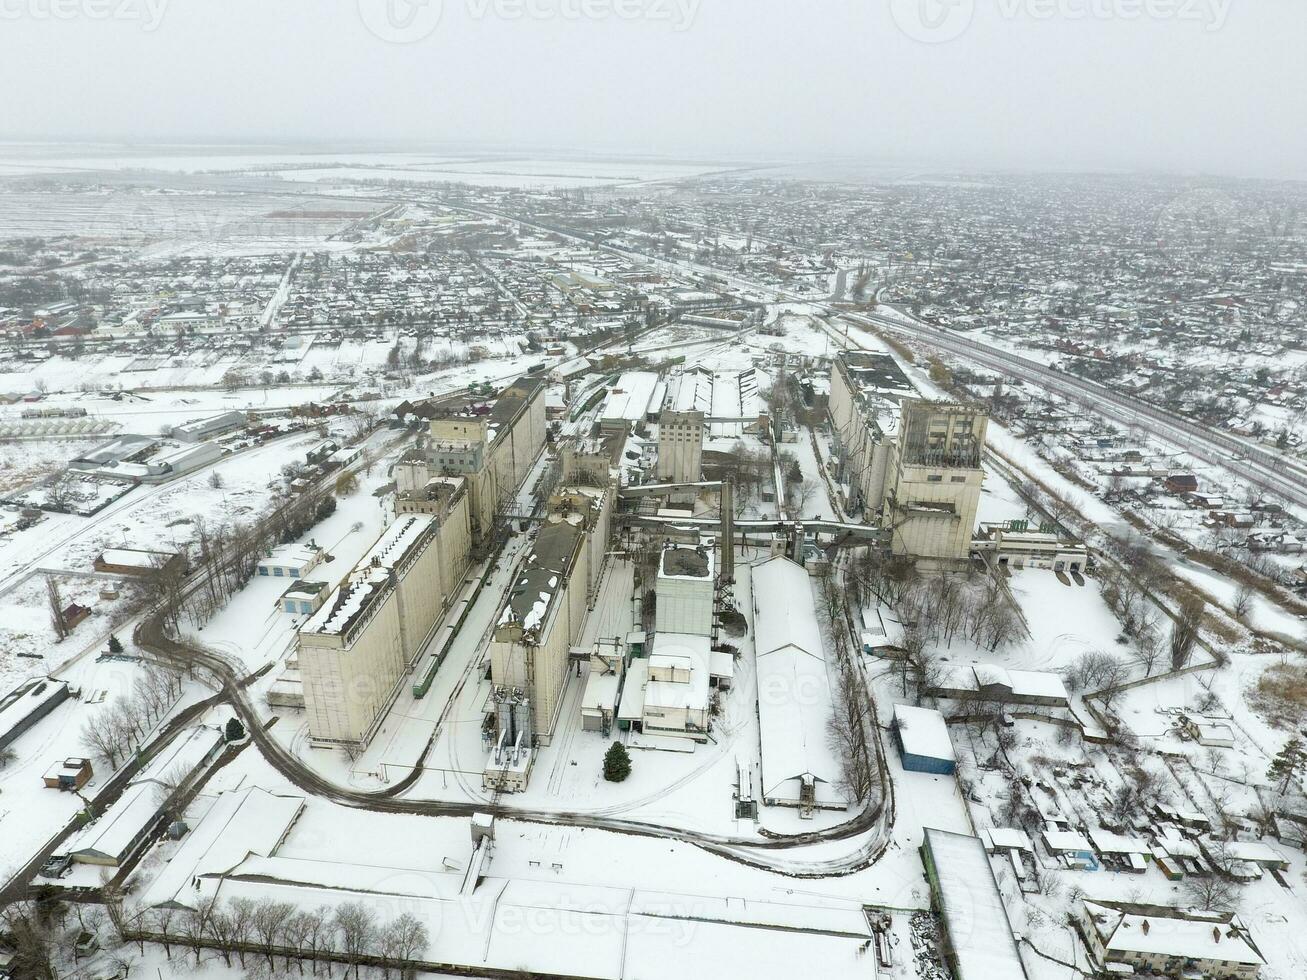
107,634 -> 123,654
1268,737 -> 1306,794
224,717 -> 246,743
603,741 -> 631,783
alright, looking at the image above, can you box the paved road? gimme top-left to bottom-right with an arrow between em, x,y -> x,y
840,309 -> 1307,515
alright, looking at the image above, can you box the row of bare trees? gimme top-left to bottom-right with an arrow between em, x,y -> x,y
109,888 -> 429,979
818,572 -> 879,806
176,488 -> 337,630
80,662 -> 184,769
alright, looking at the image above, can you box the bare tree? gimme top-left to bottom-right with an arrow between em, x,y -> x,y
227,896 -> 257,968
826,662 -> 875,805
793,478 -> 819,516
0,900 -> 56,980
46,574 -> 69,641
1184,845 -> 1241,911
378,912 -> 429,977
281,911 -> 314,974
303,905 -> 333,976
1135,624 -> 1162,676
252,898 -> 296,970
335,901 -> 379,979
181,894 -> 221,966
82,709 -> 129,769
1169,596 -> 1206,670
1232,583 -> 1255,622
150,904 -> 178,959
1064,650 -> 1128,695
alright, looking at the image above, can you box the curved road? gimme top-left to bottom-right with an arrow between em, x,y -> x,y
136,615 -> 892,878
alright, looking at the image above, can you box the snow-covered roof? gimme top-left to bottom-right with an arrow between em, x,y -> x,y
601,371 -> 661,423
137,724 -> 223,783
645,633 -> 710,712
66,780 -> 161,862
97,547 -> 175,569
1083,902 -> 1264,968
0,677 -> 68,742
166,847 -> 875,978
142,787 -> 306,908
893,703 -> 955,763
301,515 -> 436,638
1088,828 -> 1150,855
617,658 -> 648,722
984,827 -> 1032,852
581,669 -> 621,714
751,557 -> 824,658
751,558 -> 843,801
948,664 -> 1069,702
259,543 -> 322,570
922,829 -> 1028,980
1224,840 -> 1288,866
1043,830 -> 1093,853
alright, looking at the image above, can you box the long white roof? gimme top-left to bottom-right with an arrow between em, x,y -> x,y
67,780 -> 160,861
142,787 -> 306,908
166,850 -> 875,978
601,371 -> 662,423
751,557 -> 824,659
923,829 -> 1028,980
750,558 -> 843,799
1084,902 -> 1263,967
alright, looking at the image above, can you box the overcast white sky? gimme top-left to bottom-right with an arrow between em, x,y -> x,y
1,0 -> 1303,179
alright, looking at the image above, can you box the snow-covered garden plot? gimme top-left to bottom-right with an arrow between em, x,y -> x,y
0,572 -> 144,691
879,564 -> 1127,681
0,437 -> 101,496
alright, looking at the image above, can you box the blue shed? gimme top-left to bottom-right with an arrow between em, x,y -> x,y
893,703 -> 957,775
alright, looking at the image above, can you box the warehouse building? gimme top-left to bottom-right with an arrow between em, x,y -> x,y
257,542 -> 325,580
169,411 -> 247,442
140,787 -> 306,910
0,677 -> 70,753
64,725 -> 224,868
920,828 -> 1028,979
927,664 -> 1070,708
892,703 -> 956,775
93,548 -> 184,578
750,556 -> 847,814
599,371 -> 663,434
